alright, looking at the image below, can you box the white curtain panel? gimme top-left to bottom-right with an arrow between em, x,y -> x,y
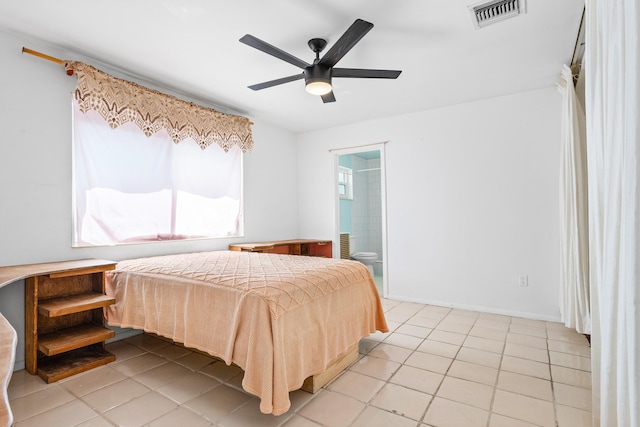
72,101 -> 244,246
585,1 -> 640,426
557,65 -> 591,335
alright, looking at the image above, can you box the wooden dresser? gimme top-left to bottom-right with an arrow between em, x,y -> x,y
229,239 -> 332,258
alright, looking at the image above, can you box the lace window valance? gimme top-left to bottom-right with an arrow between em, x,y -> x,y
64,61 -> 253,152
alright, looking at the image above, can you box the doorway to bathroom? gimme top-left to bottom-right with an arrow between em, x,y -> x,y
334,144 -> 387,297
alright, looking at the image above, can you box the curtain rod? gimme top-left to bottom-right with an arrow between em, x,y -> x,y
22,47 -> 62,64
22,47 -> 75,75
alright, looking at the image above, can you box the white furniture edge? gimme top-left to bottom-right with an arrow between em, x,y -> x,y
0,312 -> 17,427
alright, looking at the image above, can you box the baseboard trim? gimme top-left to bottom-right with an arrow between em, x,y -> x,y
386,294 -> 562,323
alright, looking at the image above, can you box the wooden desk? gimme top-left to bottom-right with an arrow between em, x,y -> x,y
0,259 -> 115,289
229,239 -> 332,258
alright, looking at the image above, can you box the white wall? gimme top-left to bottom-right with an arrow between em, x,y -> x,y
297,87 -> 562,321
0,30 -> 299,369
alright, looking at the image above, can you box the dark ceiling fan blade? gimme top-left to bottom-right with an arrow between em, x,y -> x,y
318,19 -> 374,68
248,73 -> 304,91
321,91 -> 336,103
332,68 -> 402,79
240,34 -> 311,69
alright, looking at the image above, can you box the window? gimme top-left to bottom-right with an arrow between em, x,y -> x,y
72,100 -> 244,246
338,166 -> 353,200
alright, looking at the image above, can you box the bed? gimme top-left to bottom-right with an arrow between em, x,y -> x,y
104,250 -> 387,415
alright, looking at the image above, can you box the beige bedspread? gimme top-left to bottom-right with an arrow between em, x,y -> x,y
105,250 -> 387,415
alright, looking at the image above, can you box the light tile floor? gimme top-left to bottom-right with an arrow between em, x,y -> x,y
8,299 -> 592,426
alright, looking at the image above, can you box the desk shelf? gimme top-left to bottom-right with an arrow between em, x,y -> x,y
36,345 -> 115,384
38,293 -> 115,317
38,324 -> 115,356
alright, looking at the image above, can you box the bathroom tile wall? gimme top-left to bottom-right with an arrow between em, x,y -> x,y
367,158 -> 382,273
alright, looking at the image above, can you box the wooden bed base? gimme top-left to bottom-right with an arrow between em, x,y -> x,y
145,332 -> 359,394
300,343 -> 359,393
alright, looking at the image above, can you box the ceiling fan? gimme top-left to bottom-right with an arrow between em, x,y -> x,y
239,18 -> 402,103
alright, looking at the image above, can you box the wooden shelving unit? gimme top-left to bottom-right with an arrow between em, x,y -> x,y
18,259 -> 117,383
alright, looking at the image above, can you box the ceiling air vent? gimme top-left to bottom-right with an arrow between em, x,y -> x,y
469,0 -> 526,29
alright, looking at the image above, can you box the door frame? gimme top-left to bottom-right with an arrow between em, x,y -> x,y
332,142 -> 389,297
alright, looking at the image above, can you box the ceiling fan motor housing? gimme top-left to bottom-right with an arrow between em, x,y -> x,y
304,64 -> 332,85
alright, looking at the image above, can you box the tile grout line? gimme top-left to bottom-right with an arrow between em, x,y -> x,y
547,323 -> 561,427
483,313 -> 508,427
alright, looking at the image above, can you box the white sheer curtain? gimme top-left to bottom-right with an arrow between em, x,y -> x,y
585,0 -> 640,426
557,65 -> 591,334
73,101 -> 244,246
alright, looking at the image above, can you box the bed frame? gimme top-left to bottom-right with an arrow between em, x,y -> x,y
151,332 -> 359,394
300,343 -> 359,393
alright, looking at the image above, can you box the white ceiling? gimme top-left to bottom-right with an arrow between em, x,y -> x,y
0,0 -> 584,133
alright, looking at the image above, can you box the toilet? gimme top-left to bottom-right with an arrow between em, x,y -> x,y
350,252 -> 378,277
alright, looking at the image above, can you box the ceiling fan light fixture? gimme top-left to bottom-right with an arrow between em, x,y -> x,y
305,80 -> 332,95
304,66 -> 332,96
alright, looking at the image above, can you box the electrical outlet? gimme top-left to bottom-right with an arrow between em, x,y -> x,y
519,275 -> 528,287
